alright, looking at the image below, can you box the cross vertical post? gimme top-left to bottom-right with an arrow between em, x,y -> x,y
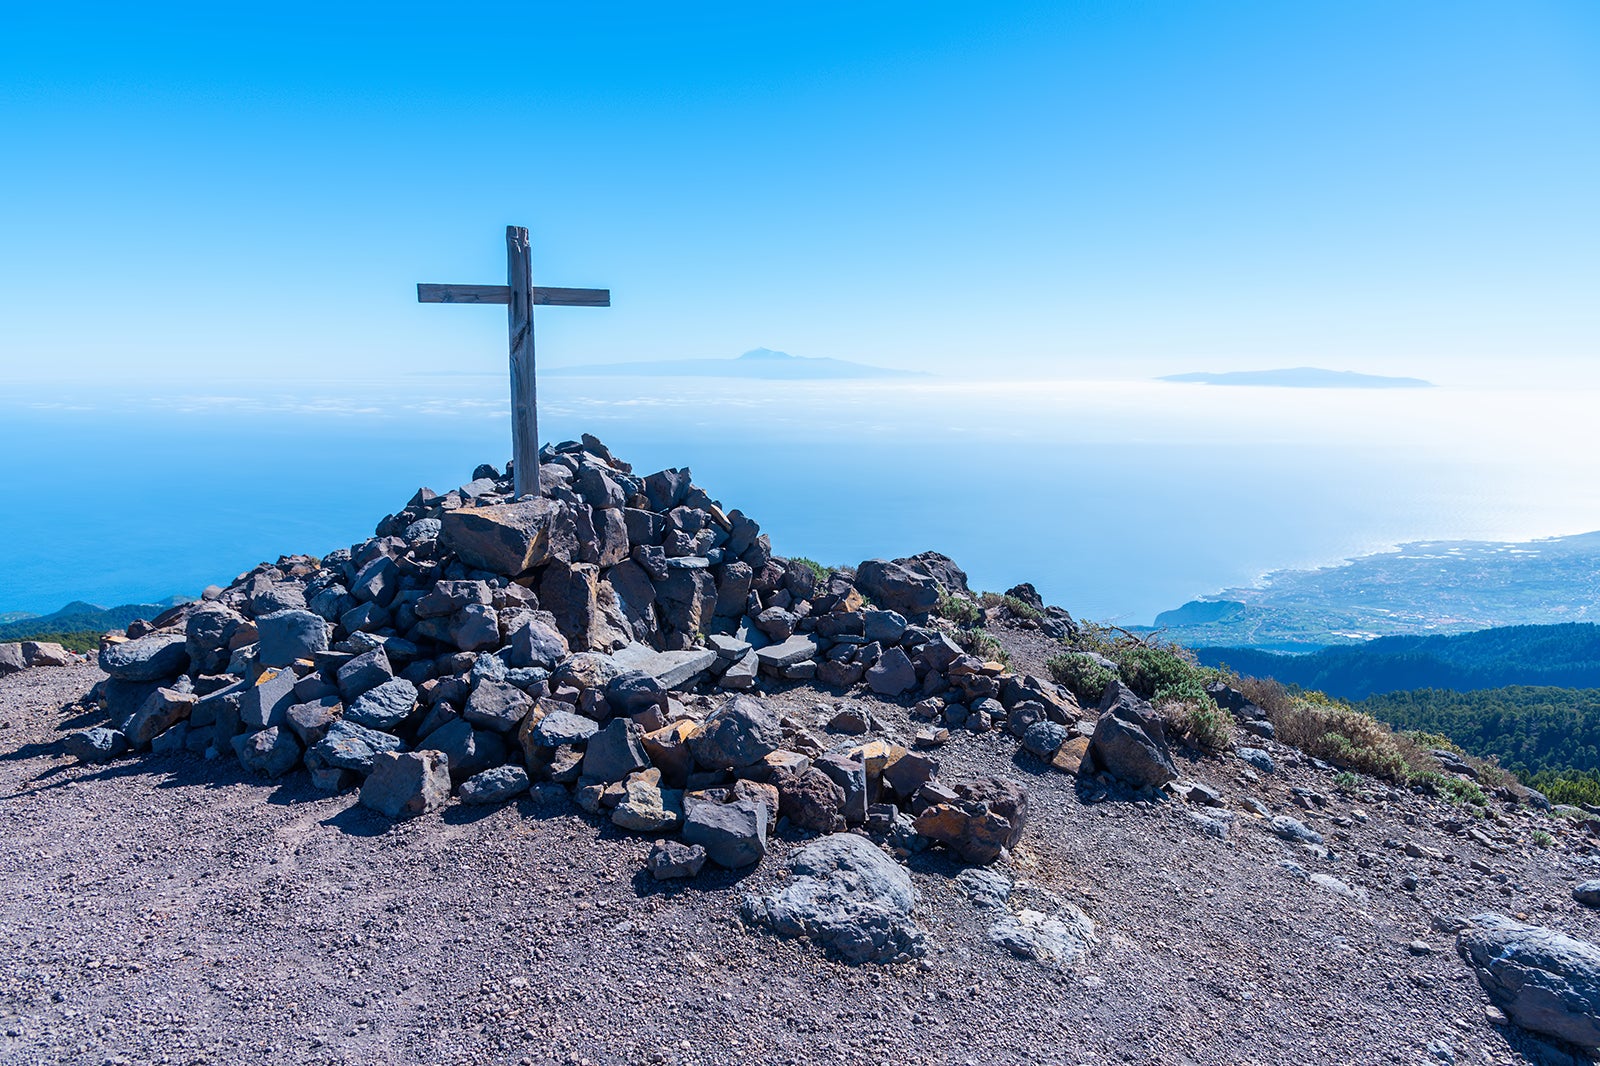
505,226 -> 537,498
417,226 -> 610,499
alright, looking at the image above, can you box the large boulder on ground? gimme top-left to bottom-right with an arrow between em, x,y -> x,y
741,833 -> 924,964
854,559 -> 940,619
1087,681 -> 1177,789
1457,913 -> 1600,1050
99,632 -> 189,682
124,688 -> 197,748
865,647 -> 917,697
0,643 -> 25,675
360,751 -> 452,819
647,839 -> 707,880
688,695 -> 783,771
233,726 -> 302,778
459,765 -> 531,805
439,498 -> 575,576
345,678 -> 418,730
682,797 -> 768,868
64,727 -> 128,764
913,775 -> 1030,863
23,642 -> 72,668
989,905 -> 1097,966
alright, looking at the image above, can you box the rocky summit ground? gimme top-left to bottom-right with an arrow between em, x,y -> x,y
4,649 -> 1600,1066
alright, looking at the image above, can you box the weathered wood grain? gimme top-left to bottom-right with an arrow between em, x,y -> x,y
417,283 -> 511,304
532,287 -> 610,307
506,226 -> 537,498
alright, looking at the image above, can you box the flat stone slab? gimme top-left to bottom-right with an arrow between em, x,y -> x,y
610,644 -> 719,690
755,635 -> 822,670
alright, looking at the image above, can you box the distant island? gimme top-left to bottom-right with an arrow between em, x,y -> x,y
1159,367 -> 1433,389
1139,530 -> 1600,650
544,348 -> 927,380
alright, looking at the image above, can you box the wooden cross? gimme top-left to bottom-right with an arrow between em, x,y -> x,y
418,225 -> 610,497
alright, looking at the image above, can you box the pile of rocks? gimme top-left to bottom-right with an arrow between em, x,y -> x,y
70,437 -> 1060,904
0,641 -> 77,676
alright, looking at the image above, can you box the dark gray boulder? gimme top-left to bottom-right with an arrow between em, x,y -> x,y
234,727 -> 302,778
64,727 -> 128,764
360,751 -> 451,819
582,719 -> 650,782
647,839 -> 707,880
439,497 -> 574,576
1457,913 -> 1600,1050
865,647 -> 917,697
463,679 -> 533,733
854,559 -> 940,619
0,642 -> 25,676
98,632 -> 189,682
418,717 -> 505,783
459,765 -> 531,805
682,798 -> 768,868
508,617 -> 570,670
345,678 -> 418,730
307,719 -> 403,776
1087,681 -> 1177,789
337,647 -> 394,700
255,609 -> 329,668
239,668 -> 298,732
740,833 -> 924,964
1574,881 -> 1600,908
688,695 -> 784,770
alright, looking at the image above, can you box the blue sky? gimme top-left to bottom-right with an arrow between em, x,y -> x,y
2,1 -> 1596,386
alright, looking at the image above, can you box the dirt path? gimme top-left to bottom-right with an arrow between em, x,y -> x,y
2,662 -> 1596,1065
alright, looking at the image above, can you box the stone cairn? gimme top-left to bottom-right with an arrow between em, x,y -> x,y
66,435 -> 1146,956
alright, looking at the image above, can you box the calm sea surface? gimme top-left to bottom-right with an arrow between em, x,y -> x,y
6,376 -> 1599,623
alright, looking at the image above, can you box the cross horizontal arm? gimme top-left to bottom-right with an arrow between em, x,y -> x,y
418,283 -> 610,307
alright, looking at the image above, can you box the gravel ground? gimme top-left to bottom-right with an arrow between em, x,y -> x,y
3,654 -> 1599,1066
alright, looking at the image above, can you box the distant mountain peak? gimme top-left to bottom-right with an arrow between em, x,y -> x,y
738,348 -> 793,361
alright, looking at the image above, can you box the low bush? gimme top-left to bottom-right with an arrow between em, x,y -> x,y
1160,699 -> 1231,753
1045,652 -> 1116,707
936,592 -> 983,628
786,557 -> 830,586
955,627 -> 1009,665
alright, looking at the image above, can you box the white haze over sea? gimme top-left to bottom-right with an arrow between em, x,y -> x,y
6,374 -> 1600,623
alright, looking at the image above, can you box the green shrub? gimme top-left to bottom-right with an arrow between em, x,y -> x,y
1410,770 -> 1488,806
1046,652 -> 1116,706
786,557 -> 830,585
978,591 -> 1042,620
1333,771 -> 1362,791
1270,700 -> 1413,781
937,592 -> 983,628
956,628 -> 1009,665
1162,700 -> 1231,753
1116,644 -> 1219,706
1532,830 -> 1554,847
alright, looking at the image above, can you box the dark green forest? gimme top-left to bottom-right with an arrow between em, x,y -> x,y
1199,623 -> 1600,700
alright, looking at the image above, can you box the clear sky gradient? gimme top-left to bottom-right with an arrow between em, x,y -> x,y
2,2 -> 1596,386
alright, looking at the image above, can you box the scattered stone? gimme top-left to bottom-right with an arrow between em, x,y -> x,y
610,768 -> 683,832
98,632 -> 189,682
459,764 -> 531,805
1573,881 -> 1600,908
1237,747 -> 1276,775
683,797 -> 767,868
741,833 -> 924,964
688,695 -> 783,770
1270,815 -> 1325,846
646,839 -> 707,880
64,727 -> 128,764
360,751 -> 452,819
989,905 -> 1096,966
1457,913 -> 1600,1050
234,726 -> 302,778
1087,682 -> 1176,789
255,609 -> 329,668
865,647 -> 917,697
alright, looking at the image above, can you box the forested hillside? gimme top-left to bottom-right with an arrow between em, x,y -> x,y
1198,623 -> 1600,700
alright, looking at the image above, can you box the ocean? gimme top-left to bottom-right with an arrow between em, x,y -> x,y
6,375 -> 1600,624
